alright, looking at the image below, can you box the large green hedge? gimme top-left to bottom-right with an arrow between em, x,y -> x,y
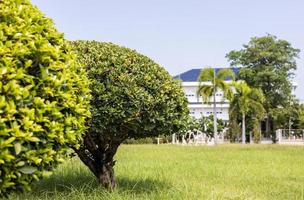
0,0 -> 90,196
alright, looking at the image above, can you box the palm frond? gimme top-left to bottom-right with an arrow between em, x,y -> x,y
197,85 -> 213,102
197,67 -> 214,82
217,68 -> 235,81
225,82 -> 235,101
230,80 -> 266,118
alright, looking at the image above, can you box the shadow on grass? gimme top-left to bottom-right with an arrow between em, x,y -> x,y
117,176 -> 170,194
32,171 -> 98,193
29,171 -> 170,196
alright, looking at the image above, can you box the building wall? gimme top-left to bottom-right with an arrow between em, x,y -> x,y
188,104 -> 229,120
182,81 -> 297,121
182,82 -> 230,121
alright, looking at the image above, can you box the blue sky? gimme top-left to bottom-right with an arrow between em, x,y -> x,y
31,0 -> 304,99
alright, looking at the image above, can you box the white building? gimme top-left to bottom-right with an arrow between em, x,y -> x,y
174,68 -> 237,121
181,81 -> 230,120
174,68 -> 298,121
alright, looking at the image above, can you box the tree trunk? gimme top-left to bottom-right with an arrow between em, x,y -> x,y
73,134 -> 121,191
213,92 -> 218,145
266,114 -> 270,137
249,132 -> 252,144
242,113 -> 246,144
97,160 -> 116,190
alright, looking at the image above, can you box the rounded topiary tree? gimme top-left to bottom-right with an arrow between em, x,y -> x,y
0,0 -> 90,197
71,41 -> 188,190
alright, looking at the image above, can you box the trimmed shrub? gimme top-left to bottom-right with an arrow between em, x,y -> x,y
0,0 -> 90,197
71,41 -> 188,190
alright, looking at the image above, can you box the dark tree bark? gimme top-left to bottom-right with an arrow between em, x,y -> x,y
73,133 -> 121,190
266,114 -> 270,137
97,160 -> 116,190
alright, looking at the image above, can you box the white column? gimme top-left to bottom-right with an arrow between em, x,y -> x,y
172,133 -> 176,144
277,129 -> 282,144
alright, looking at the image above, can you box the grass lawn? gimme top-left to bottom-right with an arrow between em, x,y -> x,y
12,144 -> 304,200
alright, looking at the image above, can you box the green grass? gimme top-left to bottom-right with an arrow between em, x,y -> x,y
12,144 -> 304,200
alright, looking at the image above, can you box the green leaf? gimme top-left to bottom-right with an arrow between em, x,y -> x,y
16,161 -> 25,167
26,137 -> 40,142
1,137 -> 16,147
18,166 -> 37,174
42,171 -> 53,177
14,142 -> 22,155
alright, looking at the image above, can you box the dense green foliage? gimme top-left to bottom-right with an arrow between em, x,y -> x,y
226,35 -> 300,136
72,41 -> 188,140
175,116 -> 200,142
273,98 -> 304,130
198,115 -> 225,138
227,114 -> 241,142
12,145 -> 304,200
0,0 -> 90,196
71,41 -> 188,189
178,116 -> 200,134
289,102 -> 304,129
228,81 -> 265,143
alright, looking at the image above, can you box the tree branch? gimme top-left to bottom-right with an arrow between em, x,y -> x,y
72,147 -> 98,177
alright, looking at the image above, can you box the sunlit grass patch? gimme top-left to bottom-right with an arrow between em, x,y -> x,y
12,144 -> 304,200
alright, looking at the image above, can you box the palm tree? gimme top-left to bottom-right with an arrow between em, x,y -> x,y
229,81 -> 265,144
197,67 -> 235,144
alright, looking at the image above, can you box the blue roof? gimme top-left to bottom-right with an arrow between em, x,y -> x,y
174,68 -> 240,82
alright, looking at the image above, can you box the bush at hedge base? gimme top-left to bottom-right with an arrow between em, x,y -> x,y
0,0 -> 91,197
71,41 -> 188,190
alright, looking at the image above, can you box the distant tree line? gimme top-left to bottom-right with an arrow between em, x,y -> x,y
194,34 -> 302,143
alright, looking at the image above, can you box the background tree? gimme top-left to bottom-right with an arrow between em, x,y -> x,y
175,116 -> 200,143
182,116 -> 200,133
292,103 -> 304,130
198,116 -> 225,138
226,34 -> 300,137
252,118 -> 262,143
227,112 -> 241,142
272,98 -> 304,138
229,81 -> 265,144
243,108 -> 265,143
71,41 -> 188,190
0,1 -> 90,197
197,67 -> 234,144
